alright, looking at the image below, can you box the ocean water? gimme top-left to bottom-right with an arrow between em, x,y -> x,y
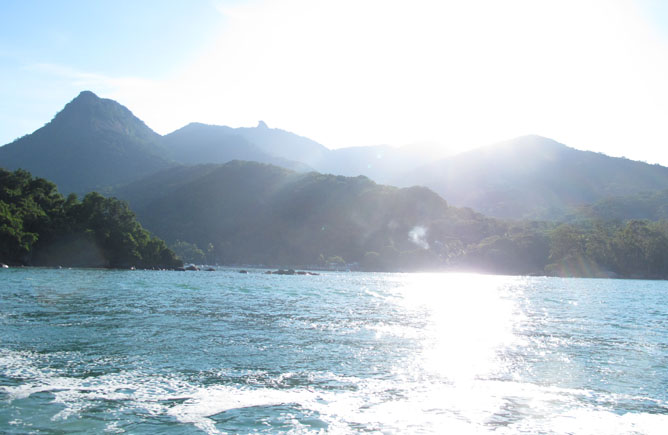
1,268 -> 667,434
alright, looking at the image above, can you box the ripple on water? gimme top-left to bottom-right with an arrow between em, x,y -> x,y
1,269 -> 668,434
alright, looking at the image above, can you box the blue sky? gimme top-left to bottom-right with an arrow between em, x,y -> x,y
2,0 -> 668,165
1,1 -> 222,77
1,1 -> 223,136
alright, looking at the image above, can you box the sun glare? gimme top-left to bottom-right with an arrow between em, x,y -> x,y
392,273 -> 521,382
99,0 -> 668,165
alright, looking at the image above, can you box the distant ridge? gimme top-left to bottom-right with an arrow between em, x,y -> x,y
0,91 -> 171,194
400,135 -> 668,219
3,91 -> 668,224
0,90 -> 456,194
161,122 -> 313,172
163,120 -> 443,181
219,121 -> 330,168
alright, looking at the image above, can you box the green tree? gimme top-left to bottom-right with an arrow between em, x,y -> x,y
0,168 -> 181,269
171,240 -> 206,264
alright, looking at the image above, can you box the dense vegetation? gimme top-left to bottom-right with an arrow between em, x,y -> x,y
0,168 -> 182,268
452,219 -> 668,279
572,190 -> 668,222
115,161 -> 668,278
543,220 -> 668,279
116,161 -> 454,268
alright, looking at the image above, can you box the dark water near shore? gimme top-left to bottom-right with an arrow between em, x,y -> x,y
1,268 -> 667,434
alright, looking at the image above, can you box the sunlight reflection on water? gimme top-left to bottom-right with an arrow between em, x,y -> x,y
2,269 -> 668,434
389,273 -> 522,382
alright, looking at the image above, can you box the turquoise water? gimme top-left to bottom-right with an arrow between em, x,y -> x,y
1,268 -> 667,434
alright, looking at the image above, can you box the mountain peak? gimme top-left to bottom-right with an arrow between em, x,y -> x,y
257,120 -> 268,129
55,90 -> 113,120
64,90 -> 102,109
49,91 -> 158,139
0,91 -> 168,194
75,90 -> 100,100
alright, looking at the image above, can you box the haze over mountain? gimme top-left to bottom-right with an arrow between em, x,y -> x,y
162,122 -> 312,172
162,120 -> 438,183
1,87 -> 666,278
400,136 -> 668,220
0,91 -> 171,194
112,160 -> 668,279
0,91 -> 435,194
113,160 -> 501,271
3,91 -> 668,224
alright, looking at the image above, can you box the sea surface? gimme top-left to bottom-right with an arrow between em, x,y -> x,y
1,268 -> 667,434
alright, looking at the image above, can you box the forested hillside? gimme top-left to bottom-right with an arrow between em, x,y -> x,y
118,161 -> 458,269
0,168 -> 181,268
115,161 -> 668,278
572,190 -> 668,222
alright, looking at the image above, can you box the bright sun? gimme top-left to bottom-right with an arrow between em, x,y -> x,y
107,0 -> 668,165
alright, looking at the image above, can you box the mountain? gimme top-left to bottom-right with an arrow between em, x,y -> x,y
0,91 -> 440,194
114,161 -> 476,270
113,160 -> 668,278
231,121 -> 330,168
163,121 -> 437,181
400,135 -> 668,220
6,91 -> 668,227
0,91 -> 172,194
161,122 -> 313,172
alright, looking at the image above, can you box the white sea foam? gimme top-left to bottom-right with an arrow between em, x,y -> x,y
3,345 -> 668,435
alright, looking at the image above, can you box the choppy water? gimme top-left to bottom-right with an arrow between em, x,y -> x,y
1,268 -> 667,434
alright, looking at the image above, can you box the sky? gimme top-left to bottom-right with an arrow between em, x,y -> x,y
2,0 -> 668,164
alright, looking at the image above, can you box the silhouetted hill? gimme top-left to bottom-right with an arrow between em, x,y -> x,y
400,135 -> 668,219
5,91 -> 668,231
0,91 -> 172,194
0,91 -> 439,195
162,122 -> 313,172
116,161 -> 472,269
113,161 -> 668,278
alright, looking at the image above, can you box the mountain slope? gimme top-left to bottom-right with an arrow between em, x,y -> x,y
0,91 -> 440,194
164,121 -> 443,181
0,91 -> 172,194
400,135 -> 668,219
231,121 -> 330,168
115,161 -> 464,269
114,161 -> 668,278
161,122 -> 313,172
